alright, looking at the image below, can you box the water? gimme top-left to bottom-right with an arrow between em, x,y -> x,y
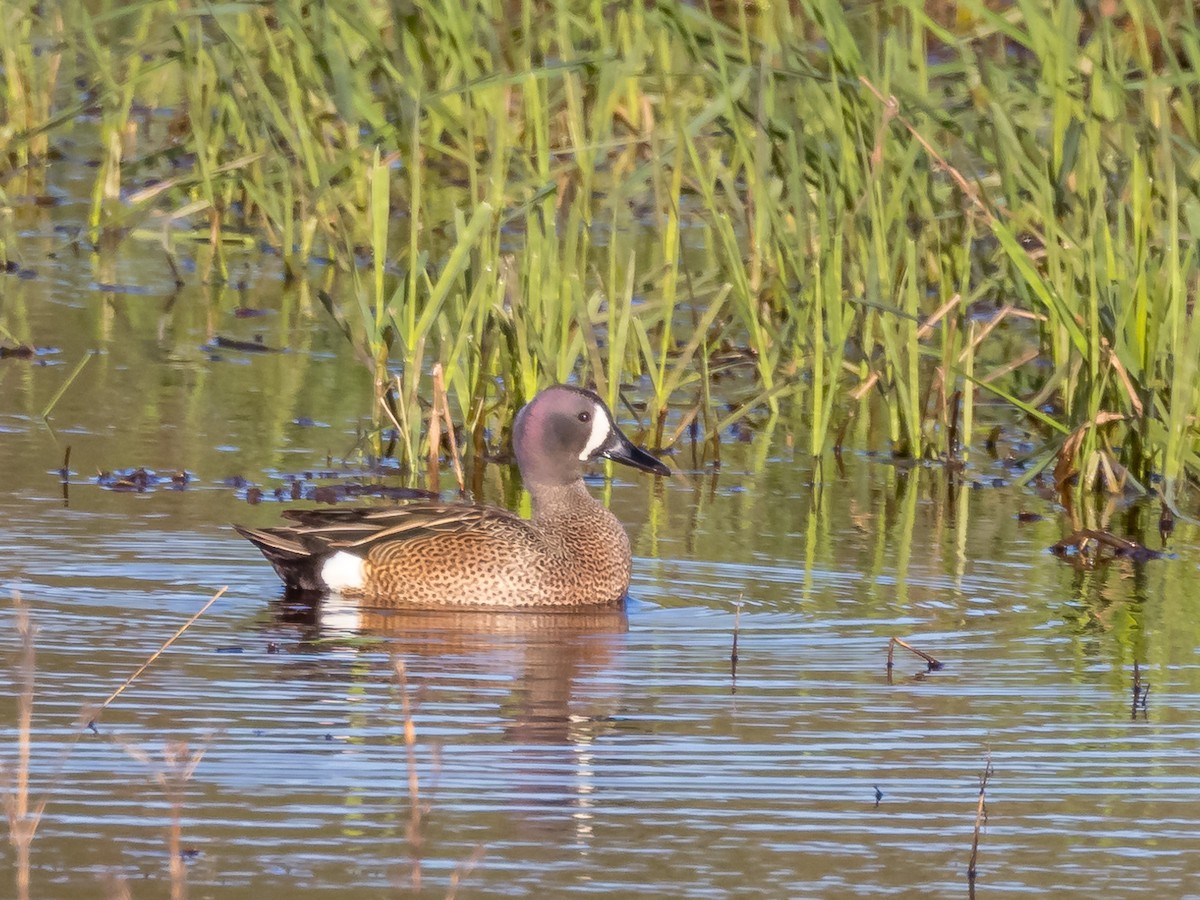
4,205 -> 1200,899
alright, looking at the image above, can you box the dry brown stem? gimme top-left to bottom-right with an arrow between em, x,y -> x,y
967,755 -> 994,882
99,586 -> 228,713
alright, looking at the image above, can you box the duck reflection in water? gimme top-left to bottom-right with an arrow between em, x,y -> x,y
269,598 -> 630,839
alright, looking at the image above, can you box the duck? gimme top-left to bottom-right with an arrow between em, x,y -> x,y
234,385 -> 670,608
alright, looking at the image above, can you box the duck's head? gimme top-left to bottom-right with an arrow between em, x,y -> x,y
513,385 -> 670,487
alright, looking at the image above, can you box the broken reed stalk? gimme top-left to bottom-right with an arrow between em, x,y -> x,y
5,592 -> 37,900
887,637 -> 943,672
98,586 -> 228,715
967,756 -> 994,883
394,660 -> 422,891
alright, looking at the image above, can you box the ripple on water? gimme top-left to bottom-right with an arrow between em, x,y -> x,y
4,490 -> 1200,897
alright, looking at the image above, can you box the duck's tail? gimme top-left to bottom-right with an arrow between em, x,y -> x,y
233,524 -> 327,594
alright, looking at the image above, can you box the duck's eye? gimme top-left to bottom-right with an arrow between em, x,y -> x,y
578,411 -> 591,423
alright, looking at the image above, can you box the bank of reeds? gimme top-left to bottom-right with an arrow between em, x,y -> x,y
2,1 -> 1199,509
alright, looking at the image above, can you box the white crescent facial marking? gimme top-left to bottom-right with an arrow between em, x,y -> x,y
321,551 -> 366,592
578,402 -> 611,461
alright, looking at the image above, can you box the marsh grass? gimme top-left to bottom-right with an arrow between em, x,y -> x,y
4,1 -> 1200,508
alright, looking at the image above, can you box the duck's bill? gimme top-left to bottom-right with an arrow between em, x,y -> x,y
599,430 -> 671,476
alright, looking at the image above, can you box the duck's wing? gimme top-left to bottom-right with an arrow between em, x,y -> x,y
234,503 -> 529,593
281,503 -> 528,548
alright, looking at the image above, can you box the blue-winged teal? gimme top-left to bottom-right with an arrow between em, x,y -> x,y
235,385 -> 670,608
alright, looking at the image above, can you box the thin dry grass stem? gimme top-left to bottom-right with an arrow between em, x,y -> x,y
663,402 -> 701,451
431,363 -> 464,494
1102,338 -> 1144,417
967,755 -> 994,885
4,598 -> 126,900
162,741 -> 205,900
886,637 -> 943,673
4,591 -> 37,900
858,76 -> 996,228
394,660 -> 423,891
382,375 -> 407,436
444,843 -> 488,900
915,293 -> 963,342
953,305 -> 1011,361
97,587 -> 227,717
853,89 -> 900,217
852,294 -> 968,404
117,738 -> 208,900
981,347 -> 1040,385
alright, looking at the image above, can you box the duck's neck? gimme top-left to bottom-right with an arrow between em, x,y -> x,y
528,479 -> 597,521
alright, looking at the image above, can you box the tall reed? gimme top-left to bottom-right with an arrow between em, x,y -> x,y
4,0 -> 1199,501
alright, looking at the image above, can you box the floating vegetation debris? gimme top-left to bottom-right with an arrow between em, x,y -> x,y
96,467 -> 192,492
209,335 -> 280,354
886,637 -> 944,677
1048,529 -> 1165,566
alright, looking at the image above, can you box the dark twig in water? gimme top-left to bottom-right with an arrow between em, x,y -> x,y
730,598 -> 742,686
59,446 -> 71,506
1131,662 -> 1150,720
967,755 -> 994,885
1158,503 -> 1175,544
887,637 -> 943,673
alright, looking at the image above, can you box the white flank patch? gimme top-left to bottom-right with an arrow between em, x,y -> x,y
578,402 -> 611,461
321,551 -> 366,592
